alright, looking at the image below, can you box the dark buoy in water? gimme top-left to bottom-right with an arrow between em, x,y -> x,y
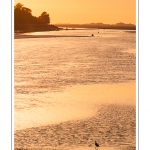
91,34 -> 94,37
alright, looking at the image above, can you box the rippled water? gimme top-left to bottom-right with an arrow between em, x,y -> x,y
14,29 -> 136,149
15,30 -> 135,98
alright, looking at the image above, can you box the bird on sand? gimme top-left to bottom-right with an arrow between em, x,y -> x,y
95,141 -> 100,150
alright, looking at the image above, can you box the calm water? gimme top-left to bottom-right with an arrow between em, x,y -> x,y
14,29 -> 136,149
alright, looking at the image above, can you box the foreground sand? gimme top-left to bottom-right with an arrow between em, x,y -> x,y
14,146 -> 135,150
15,104 -> 135,150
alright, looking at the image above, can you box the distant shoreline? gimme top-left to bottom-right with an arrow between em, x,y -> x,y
54,23 -> 136,30
14,23 -> 136,34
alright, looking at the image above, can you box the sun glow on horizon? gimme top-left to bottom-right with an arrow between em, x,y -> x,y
14,0 -> 136,25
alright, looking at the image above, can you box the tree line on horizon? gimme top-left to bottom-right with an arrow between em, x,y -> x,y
54,22 -> 136,30
14,3 -> 50,25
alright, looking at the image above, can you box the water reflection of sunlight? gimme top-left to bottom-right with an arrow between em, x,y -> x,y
21,29 -> 122,38
15,82 -> 135,130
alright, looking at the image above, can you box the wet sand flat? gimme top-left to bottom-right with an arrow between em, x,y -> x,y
14,82 -> 135,130
14,83 -> 136,149
14,146 -> 135,150
15,104 -> 135,150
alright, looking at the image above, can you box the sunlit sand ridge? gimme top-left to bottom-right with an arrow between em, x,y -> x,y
15,104 -> 135,149
15,82 -> 135,130
15,83 -> 135,149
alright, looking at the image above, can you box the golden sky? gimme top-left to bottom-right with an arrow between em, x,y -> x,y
14,0 -> 136,24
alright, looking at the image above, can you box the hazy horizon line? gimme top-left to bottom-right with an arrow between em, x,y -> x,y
53,22 -> 136,26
